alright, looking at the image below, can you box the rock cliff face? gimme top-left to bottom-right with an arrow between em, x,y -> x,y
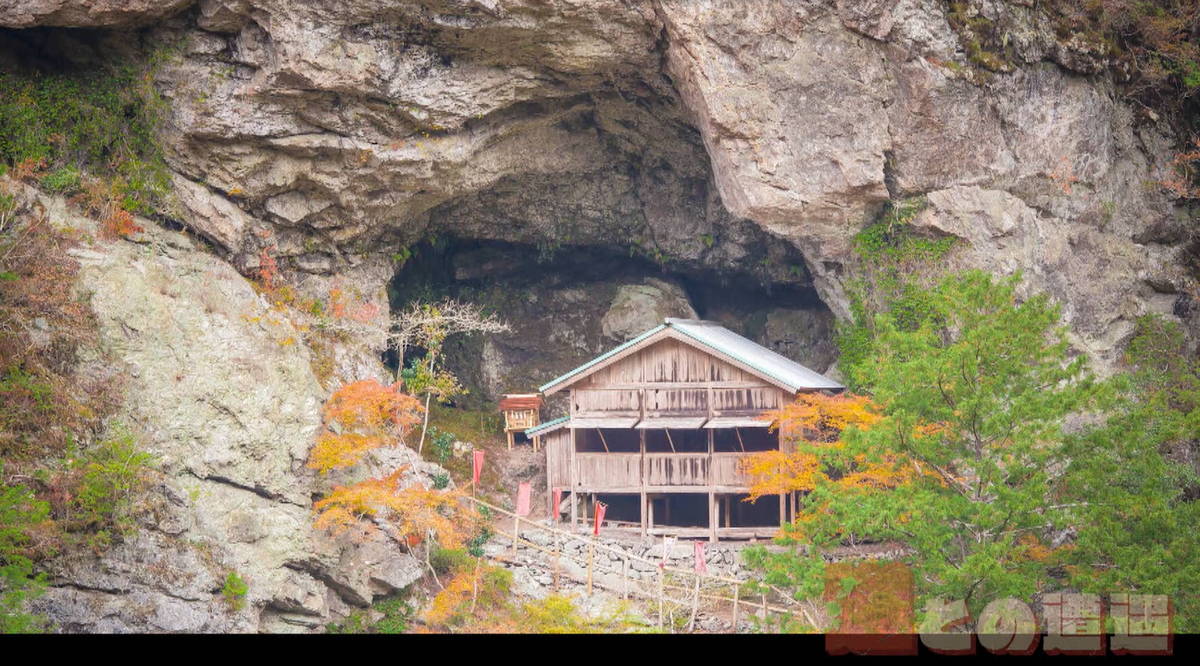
7,181 -> 438,632
2,0 -> 1196,632
109,0 -> 1185,373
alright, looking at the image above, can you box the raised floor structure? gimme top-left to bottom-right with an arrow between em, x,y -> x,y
525,318 -> 844,541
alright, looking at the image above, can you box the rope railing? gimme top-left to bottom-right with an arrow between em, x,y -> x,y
460,492 -> 820,632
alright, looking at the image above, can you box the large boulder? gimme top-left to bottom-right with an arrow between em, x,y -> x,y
601,278 -> 697,342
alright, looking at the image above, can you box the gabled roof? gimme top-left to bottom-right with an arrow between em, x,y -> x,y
539,318 -> 843,395
498,394 -> 543,411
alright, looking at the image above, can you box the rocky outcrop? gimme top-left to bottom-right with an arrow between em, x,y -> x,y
133,0 -> 1191,373
601,279 -> 697,342
656,0 -> 1188,368
0,0 -> 192,28
8,180 -> 437,633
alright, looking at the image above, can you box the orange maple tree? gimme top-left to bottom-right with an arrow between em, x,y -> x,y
313,467 -> 475,548
308,379 -> 423,474
738,392 -> 915,501
307,379 -> 478,573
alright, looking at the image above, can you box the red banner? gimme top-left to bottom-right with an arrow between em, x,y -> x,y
551,487 -> 562,521
516,482 -> 531,517
694,541 -> 707,574
593,501 -> 607,536
472,450 -> 485,485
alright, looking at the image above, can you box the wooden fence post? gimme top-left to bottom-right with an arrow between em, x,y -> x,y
687,573 -> 701,632
657,568 -> 665,631
732,584 -> 740,633
587,542 -> 595,596
621,556 -> 629,600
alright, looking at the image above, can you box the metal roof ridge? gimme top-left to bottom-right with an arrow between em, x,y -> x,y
668,319 -> 842,391
537,323 -> 667,392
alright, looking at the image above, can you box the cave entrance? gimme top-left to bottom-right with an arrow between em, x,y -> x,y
386,238 -> 836,410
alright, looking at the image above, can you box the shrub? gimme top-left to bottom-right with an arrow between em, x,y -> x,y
373,596 -> 415,634
222,571 -> 249,611
423,563 -> 513,629
308,380 -> 424,474
429,546 -> 472,575
53,428 -> 154,548
428,426 -> 454,464
0,198 -> 122,459
0,58 -> 171,216
39,167 -> 80,194
325,593 -> 414,634
0,473 -> 49,633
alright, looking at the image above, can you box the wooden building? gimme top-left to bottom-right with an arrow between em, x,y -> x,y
526,318 -> 843,542
499,393 -> 543,449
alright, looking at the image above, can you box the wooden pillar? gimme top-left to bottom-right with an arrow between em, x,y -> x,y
640,492 -> 648,538
732,585 -> 741,631
570,426 -> 578,529
648,495 -> 655,532
640,429 -> 647,538
709,491 -> 717,543
778,493 -> 786,527
708,428 -> 717,543
724,496 -> 731,528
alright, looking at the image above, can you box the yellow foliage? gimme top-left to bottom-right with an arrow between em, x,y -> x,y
738,450 -> 822,499
312,469 -> 478,549
766,392 -> 881,443
423,563 -> 514,630
322,379 -> 423,432
307,380 -> 424,474
742,393 -> 916,501
308,432 -> 385,475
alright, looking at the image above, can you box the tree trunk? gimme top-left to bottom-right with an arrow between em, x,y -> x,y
417,351 -> 437,453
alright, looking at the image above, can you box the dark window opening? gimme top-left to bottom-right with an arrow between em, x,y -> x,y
592,493 -> 641,526
724,493 -> 781,527
712,428 -> 777,452
713,428 -> 739,452
644,428 -> 707,453
575,428 -> 639,453
648,493 -> 709,528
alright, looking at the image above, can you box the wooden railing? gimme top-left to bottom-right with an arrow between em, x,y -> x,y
644,453 -> 709,486
577,453 -> 642,489
572,385 -> 783,419
575,452 -> 750,489
461,493 -> 822,632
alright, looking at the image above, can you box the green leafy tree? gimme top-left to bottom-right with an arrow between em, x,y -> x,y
0,473 -> 49,633
748,271 -> 1106,620
1058,315 -> 1200,630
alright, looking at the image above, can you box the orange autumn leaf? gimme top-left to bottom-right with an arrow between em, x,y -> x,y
313,469 -> 478,548
741,393 -> 887,500
766,392 -> 881,443
308,379 -> 424,474
308,431 -> 385,475
738,450 -> 823,500
322,379 -> 423,432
